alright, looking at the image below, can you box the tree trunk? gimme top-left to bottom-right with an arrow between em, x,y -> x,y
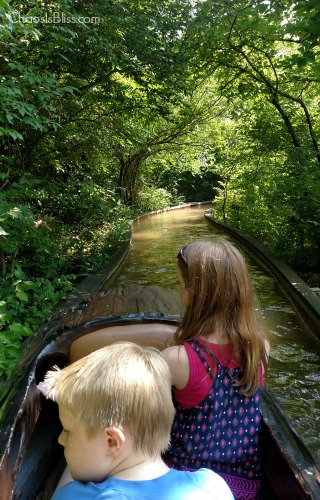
271,99 -> 301,148
118,152 -> 146,205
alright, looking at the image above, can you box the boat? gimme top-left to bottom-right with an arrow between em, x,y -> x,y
0,284 -> 319,500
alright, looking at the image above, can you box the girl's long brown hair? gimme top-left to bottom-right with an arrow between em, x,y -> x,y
175,239 -> 268,396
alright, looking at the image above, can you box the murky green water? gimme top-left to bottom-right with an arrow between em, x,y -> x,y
109,205 -> 320,464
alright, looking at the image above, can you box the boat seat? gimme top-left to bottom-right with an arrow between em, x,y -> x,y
70,322 -> 177,362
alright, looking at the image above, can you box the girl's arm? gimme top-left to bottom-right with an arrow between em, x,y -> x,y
161,345 -> 190,389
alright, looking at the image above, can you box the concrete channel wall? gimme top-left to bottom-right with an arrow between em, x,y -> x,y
205,214 -> 320,340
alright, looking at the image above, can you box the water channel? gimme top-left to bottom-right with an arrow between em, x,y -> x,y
108,204 -> 320,464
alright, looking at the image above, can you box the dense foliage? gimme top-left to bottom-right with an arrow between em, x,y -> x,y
1,0 -> 320,382
195,0 -> 320,269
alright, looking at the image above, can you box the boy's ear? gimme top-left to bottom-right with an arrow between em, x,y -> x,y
104,427 -> 125,457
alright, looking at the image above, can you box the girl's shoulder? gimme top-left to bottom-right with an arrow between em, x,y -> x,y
161,345 -> 190,389
161,344 -> 186,361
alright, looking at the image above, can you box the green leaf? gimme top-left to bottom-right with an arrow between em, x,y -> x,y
15,282 -> 33,292
0,0 -> 10,10
5,112 -> 14,124
0,313 -> 11,322
8,130 -> 23,141
14,267 -> 28,280
7,347 -> 21,356
17,291 -> 28,301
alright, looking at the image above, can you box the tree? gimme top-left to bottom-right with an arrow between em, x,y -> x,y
0,0 -> 77,185
107,97 -> 216,204
2,1 -> 201,194
187,0 -> 320,164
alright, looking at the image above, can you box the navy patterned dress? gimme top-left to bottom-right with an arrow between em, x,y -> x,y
163,340 -> 262,500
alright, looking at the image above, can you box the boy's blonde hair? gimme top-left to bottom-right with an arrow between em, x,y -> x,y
176,239 -> 268,396
43,342 -> 175,456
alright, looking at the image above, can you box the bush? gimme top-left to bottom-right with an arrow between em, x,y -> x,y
0,180 -> 137,389
0,265 -> 75,384
136,186 -> 182,212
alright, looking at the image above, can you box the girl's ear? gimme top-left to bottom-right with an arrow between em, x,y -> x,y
104,427 -> 126,457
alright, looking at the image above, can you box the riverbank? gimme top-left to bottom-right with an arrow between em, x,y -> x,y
294,269 -> 320,296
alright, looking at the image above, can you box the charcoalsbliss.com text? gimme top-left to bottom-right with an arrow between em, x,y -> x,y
13,12 -> 101,24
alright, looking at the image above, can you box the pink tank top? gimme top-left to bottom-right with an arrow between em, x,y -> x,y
173,339 -> 262,408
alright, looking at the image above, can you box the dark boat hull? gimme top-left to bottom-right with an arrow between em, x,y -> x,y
0,285 -> 319,499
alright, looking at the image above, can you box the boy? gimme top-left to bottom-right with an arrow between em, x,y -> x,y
38,342 -> 234,499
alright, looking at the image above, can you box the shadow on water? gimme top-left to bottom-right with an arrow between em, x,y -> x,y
108,205 -> 320,464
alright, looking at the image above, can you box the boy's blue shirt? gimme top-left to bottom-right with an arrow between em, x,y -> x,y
52,467 -> 235,499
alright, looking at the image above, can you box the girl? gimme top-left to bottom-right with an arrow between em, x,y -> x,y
161,240 -> 269,500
